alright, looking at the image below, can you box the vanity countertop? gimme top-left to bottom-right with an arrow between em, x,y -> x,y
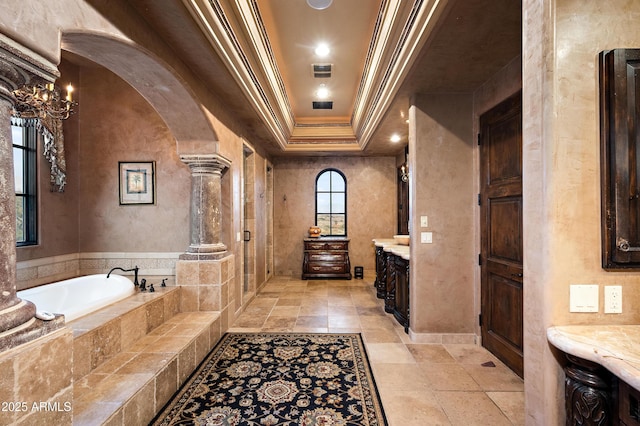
372,238 -> 397,247
372,238 -> 410,260
547,325 -> 640,390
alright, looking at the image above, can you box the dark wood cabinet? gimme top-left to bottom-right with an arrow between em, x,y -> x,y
374,245 -> 388,299
600,49 -> 640,269
393,255 -> 409,332
374,241 -> 409,333
302,238 -> 351,279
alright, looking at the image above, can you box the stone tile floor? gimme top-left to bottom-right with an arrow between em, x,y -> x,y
228,275 -> 525,426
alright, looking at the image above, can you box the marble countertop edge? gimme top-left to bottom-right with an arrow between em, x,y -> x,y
547,325 -> 640,391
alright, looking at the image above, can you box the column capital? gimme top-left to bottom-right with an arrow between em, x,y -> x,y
0,34 -> 59,104
180,153 -> 231,174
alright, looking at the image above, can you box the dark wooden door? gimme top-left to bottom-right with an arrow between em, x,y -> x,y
480,91 -> 523,378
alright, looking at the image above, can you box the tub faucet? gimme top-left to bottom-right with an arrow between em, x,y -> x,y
106,266 -> 140,287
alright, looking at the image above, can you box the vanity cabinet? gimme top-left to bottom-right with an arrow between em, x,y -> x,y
393,255 -> 409,332
302,237 -> 351,279
374,245 -> 388,299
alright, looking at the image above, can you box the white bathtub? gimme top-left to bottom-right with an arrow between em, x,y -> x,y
17,274 -> 136,322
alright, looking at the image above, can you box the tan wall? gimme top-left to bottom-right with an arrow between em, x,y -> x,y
409,93 -> 476,335
524,1 -> 640,423
77,66 -> 190,252
273,156 -> 397,277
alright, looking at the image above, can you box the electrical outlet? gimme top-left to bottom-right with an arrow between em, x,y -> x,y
604,285 -> 622,314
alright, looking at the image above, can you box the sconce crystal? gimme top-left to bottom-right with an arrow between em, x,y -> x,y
12,80 -> 77,120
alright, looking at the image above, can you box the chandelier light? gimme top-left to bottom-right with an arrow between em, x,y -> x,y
12,81 -> 77,120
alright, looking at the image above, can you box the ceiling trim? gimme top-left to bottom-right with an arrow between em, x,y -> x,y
183,0 -> 290,149
355,0 -> 449,150
182,0 -> 448,153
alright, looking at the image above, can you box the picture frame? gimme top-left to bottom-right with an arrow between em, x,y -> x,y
118,161 -> 156,205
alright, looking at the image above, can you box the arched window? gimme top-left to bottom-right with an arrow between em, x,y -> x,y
315,168 -> 346,236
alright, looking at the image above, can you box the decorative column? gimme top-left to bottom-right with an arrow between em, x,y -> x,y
179,154 -> 231,259
0,39 -> 58,346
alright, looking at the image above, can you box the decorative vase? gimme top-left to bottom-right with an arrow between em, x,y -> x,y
308,226 -> 322,238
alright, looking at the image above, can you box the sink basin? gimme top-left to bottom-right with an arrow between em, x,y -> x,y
393,235 -> 410,245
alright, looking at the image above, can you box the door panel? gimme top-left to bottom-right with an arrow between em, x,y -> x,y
480,91 -> 523,378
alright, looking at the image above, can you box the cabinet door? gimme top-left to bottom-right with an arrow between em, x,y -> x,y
601,49 -> 640,269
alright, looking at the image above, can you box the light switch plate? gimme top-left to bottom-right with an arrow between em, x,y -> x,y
569,284 -> 599,313
420,216 -> 428,227
420,232 -> 432,244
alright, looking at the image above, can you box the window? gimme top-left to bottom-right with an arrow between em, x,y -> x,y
12,120 -> 37,246
315,169 -> 346,236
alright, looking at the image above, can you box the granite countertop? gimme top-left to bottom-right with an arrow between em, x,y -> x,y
547,325 -> 640,390
372,238 -> 410,260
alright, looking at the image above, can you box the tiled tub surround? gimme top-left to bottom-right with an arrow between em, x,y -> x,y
0,280 -> 222,425
70,284 -> 222,425
0,327 -> 74,425
15,252 -> 181,291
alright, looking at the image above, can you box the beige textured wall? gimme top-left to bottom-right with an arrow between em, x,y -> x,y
409,93 -> 475,335
273,156 -> 396,277
524,1 -> 640,423
77,67 -> 190,252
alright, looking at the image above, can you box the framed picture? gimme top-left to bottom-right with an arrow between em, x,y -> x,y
119,161 -> 156,205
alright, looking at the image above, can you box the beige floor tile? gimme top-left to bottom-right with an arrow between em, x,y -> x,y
407,344 -> 457,363
296,315 -> 328,328
434,391 -> 512,426
299,304 -> 328,316
327,297 -> 355,306
366,342 -> 416,364
362,328 -> 404,343
262,316 -> 297,331
444,343 -> 502,365
420,363 -> 482,391
328,314 -> 360,328
291,326 -> 329,333
270,306 -> 300,317
328,305 -> 358,316
372,363 -> 431,391
381,389 -> 452,426
276,298 -> 303,306
359,315 -> 397,330
461,364 -> 524,392
487,391 -> 525,425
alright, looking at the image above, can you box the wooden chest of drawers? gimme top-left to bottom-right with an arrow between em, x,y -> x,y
302,238 -> 352,279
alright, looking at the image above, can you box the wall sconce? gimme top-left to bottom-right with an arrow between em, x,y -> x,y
400,164 -> 409,182
12,80 -> 77,120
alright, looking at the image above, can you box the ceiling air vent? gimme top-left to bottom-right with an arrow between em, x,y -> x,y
312,64 -> 332,78
313,101 -> 333,109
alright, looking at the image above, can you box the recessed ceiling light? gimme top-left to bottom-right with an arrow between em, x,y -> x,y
307,0 -> 333,10
316,84 -> 330,99
315,43 -> 330,57
390,134 -> 401,143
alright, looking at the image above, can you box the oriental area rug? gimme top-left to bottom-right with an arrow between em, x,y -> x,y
151,333 -> 387,425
